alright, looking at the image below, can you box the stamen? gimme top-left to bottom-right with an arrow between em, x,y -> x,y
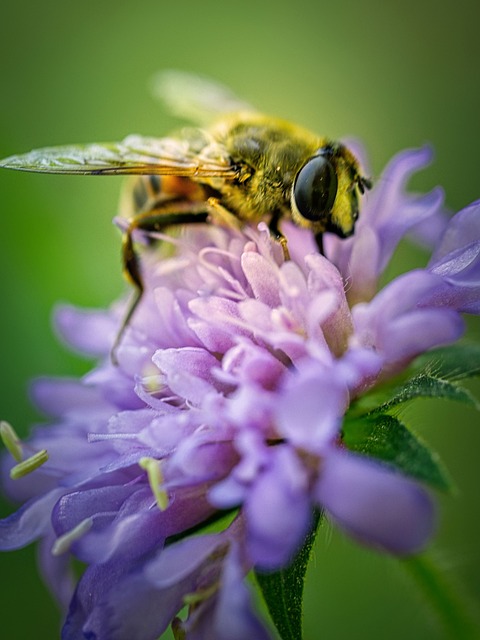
0,421 -> 23,462
139,456 -> 169,510
9,449 -> 48,479
51,517 -> 93,556
183,583 -> 218,606
198,246 -> 241,269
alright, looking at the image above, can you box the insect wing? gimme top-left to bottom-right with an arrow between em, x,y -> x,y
0,134 -> 236,178
150,70 -> 255,125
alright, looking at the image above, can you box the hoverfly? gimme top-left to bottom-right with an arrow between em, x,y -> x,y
0,71 -> 371,355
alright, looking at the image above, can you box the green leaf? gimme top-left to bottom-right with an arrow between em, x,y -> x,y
255,510 -> 322,640
343,413 -> 452,491
351,342 -> 480,417
413,343 -> 480,381
401,554 -> 480,638
374,373 -> 479,414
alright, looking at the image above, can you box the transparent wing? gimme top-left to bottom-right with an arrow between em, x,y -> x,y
0,132 -> 237,177
150,70 -> 256,125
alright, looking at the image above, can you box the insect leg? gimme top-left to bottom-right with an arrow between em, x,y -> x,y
206,197 -> 243,230
109,231 -> 145,364
206,199 -> 291,261
315,232 -> 324,256
112,204 -> 210,362
268,210 -> 290,261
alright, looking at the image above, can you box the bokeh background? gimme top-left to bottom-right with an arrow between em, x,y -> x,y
0,1 -> 479,638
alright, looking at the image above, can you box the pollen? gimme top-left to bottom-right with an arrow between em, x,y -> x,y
0,421 -> 23,462
139,456 -> 169,510
51,517 -> 94,556
9,448 -> 49,480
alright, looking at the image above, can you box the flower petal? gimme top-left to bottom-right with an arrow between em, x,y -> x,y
182,543 -> 271,640
0,490 -> 63,550
244,447 -> 312,569
315,449 -> 436,555
352,270 -> 464,372
153,346 -> 222,403
430,200 -> 480,263
428,201 -> 480,313
275,361 -> 348,451
54,304 -> 117,356
327,147 -> 446,303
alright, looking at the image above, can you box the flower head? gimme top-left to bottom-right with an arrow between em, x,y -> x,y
1,146 -> 478,638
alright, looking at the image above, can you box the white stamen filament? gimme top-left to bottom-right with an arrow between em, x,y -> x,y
88,432 -> 139,442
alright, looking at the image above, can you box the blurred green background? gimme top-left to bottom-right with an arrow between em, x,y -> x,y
0,1 -> 479,638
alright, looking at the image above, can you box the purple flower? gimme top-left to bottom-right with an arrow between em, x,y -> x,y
1,147 -> 478,638
63,517 -> 269,640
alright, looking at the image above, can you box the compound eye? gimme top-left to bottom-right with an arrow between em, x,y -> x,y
293,155 -> 338,222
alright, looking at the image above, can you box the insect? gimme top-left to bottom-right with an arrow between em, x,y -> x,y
0,71 -> 371,355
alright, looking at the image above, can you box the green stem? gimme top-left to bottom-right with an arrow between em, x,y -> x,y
401,554 -> 479,639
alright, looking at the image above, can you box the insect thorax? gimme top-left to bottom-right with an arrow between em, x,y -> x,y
220,117 -> 322,220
